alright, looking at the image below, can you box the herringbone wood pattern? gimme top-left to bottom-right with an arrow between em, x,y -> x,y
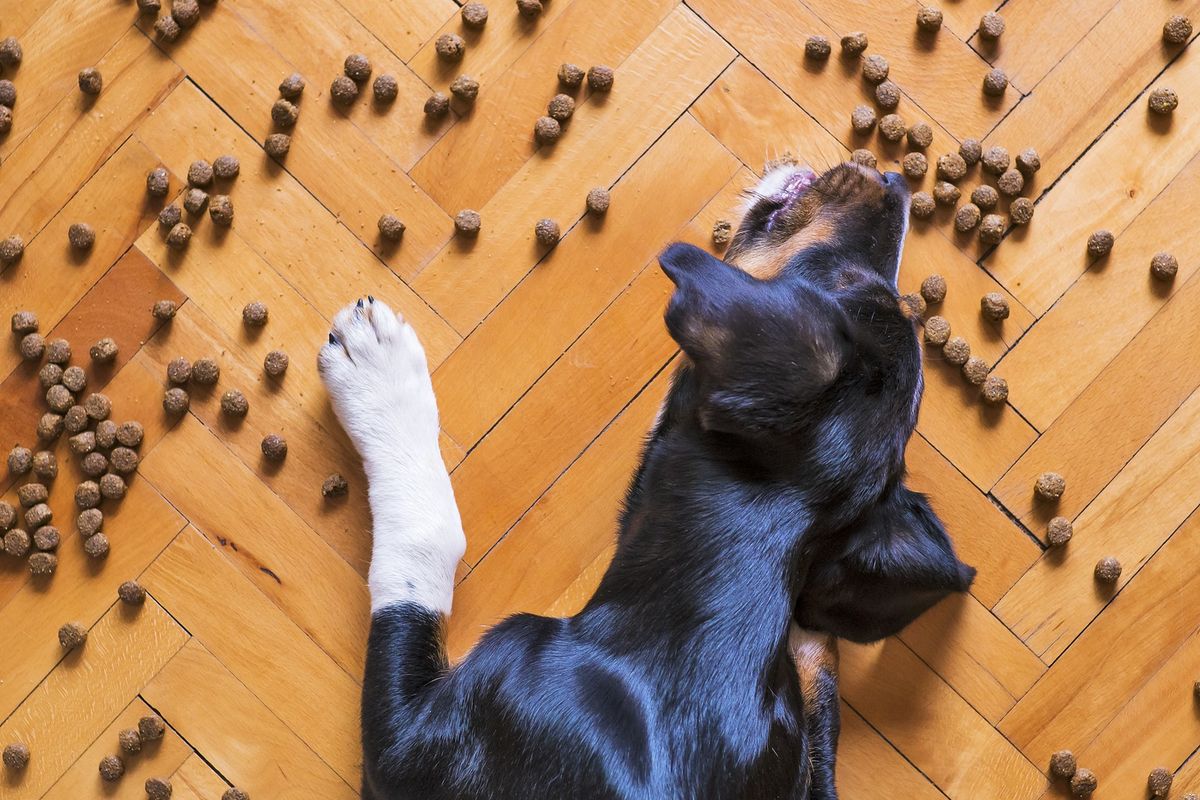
1,0 -> 1198,797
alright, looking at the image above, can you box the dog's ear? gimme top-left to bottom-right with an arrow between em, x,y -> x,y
659,242 -> 748,366
795,482 -> 975,643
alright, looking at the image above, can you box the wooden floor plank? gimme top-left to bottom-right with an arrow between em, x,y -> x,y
838,701 -> 948,800
170,753 -> 237,800
987,0 -> 1120,92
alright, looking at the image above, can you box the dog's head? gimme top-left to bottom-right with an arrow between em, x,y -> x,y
659,162 -> 973,643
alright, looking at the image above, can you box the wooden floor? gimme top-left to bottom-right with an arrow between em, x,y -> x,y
1,0 -> 1198,796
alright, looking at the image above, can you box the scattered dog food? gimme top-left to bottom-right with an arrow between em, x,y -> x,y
261,433 -> 288,461
902,152 -> 928,178
213,154 -> 240,180
841,31 -> 868,57
851,148 -> 877,169
40,363 -> 64,389
154,15 -> 182,43
879,113 -> 906,141
436,33 -> 466,61
18,483 -> 47,508
936,153 -> 967,182
110,447 -> 139,475
84,392 -> 113,421
0,79 -> 13,107
264,133 -> 291,159
279,72 -> 306,99
58,621 -> 87,650
99,473 -> 126,501
943,336 -> 970,366
166,223 -> 192,249
78,508 -> 103,537
70,432 -> 96,457
980,374 -> 1008,404
455,209 -> 482,236
954,202 -> 982,231
76,481 -> 102,510
3,529 -> 30,558
535,218 -> 561,246
1087,230 -> 1114,257
1035,471 -> 1066,500
28,551 -> 56,575
223,789 -> 250,800
424,92 -> 450,118
981,145 -> 1009,175
68,222 -> 96,250
1164,14 -> 1193,44
962,356 -> 989,385
11,310 -> 38,334
982,68 -> 1008,96
979,214 -> 1005,244
322,473 -> 349,497
997,168 -> 1024,197
99,754 -> 125,782
173,0 -> 200,27
979,11 -> 1006,39
146,777 -> 173,800
188,159 -> 214,187
804,35 -> 831,60
517,0 -> 543,18
63,367 -> 87,394
0,105 -> 11,135
851,105 -> 877,133
167,357 -> 192,385
153,299 -> 178,321
1010,197 -> 1035,225
585,187 -> 611,215
46,384 -> 73,414
862,54 -> 889,84
331,75 -> 359,106
923,315 -> 951,346
875,80 -> 900,110
344,53 -> 372,83
118,580 -> 147,605
0,501 -> 13,530
20,333 -> 45,360
1151,251 -> 1179,280
1050,750 -> 1077,779
1016,148 -> 1041,174
209,194 -> 234,226
587,65 -> 615,91
139,715 -> 166,741
3,742 -> 30,770
147,167 -> 171,197
192,358 -> 220,385
159,204 -> 183,229
1148,767 -> 1172,797
533,116 -> 561,146
37,412 -> 64,441
558,63 -> 585,88
242,301 -> 269,327
25,503 -> 52,530
900,293 -> 926,317
45,338 -> 71,366
712,219 -> 733,246
163,387 -> 190,415
547,93 -> 574,121
32,450 -> 58,479
33,525 -> 59,551
1148,87 -> 1178,114
376,215 -> 406,244
183,188 -> 209,215
1094,557 -> 1121,583
933,181 -> 960,205
462,2 -> 489,27
116,421 -> 144,448
118,728 -> 142,754
0,37 -> 22,66
450,75 -> 479,102
916,6 -> 943,31
910,191 -> 935,218
372,75 -> 400,104
220,389 -> 249,417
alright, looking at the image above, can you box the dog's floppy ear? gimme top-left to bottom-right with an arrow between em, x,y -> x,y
795,482 -> 975,644
659,242 -> 747,366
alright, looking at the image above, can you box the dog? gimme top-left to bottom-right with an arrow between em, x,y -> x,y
318,161 -> 975,799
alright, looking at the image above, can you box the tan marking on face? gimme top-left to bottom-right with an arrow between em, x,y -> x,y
788,625 -> 839,707
727,216 -> 838,280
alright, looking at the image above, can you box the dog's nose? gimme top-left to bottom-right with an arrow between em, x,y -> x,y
880,171 -> 909,193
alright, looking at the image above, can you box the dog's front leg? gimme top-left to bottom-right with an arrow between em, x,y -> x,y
790,626 -> 840,800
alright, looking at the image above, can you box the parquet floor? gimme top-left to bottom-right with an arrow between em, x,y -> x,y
1,0 -> 1198,796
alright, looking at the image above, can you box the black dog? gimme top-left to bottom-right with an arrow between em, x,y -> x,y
318,162 -> 975,799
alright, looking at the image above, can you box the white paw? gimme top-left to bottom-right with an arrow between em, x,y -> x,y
318,297 -> 438,462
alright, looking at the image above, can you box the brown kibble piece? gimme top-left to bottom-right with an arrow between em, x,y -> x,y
840,32 -> 868,57
449,75 -> 480,104
902,152 -> 927,178
183,188 -> 208,215
1049,750 -> 1077,779
981,146 -> 1009,175
1151,252 -> 1178,280
116,421 -> 144,448
46,384 -> 74,413
462,2 -> 489,28
862,54 -> 889,84
933,182 -> 960,206
979,11 -> 1005,39
1147,767 -> 1172,797
910,192 -> 934,219
69,222 -> 96,250
153,299 -> 178,321
1094,557 -> 1121,583
969,185 -> 998,211
585,187 -> 610,215
32,450 -> 57,479
981,375 -> 1008,405
155,15 -> 182,42
0,501 -> 13,531
45,338 -> 71,365
331,75 -> 358,106
265,134 -> 291,160
40,363 -> 63,389
874,80 -> 900,111
1016,148 -> 1041,174
923,315 -> 950,346
110,447 -> 139,475
37,412 -> 65,441
322,473 -> 349,497
223,789 -> 250,800
3,742 -> 30,770
954,203 -> 981,231
63,367 -> 87,394
936,153 -> 967,182
96,419 -> 117,449
75,481 -> 101,510
279,72 -> 305,99
423,92 -> 450,118
119,728 -> 143,754
188,159 -> 214,187
263,350 -> 289,378
20,333 -> 44,361
99,473 -> 126,501
99,754 -> 124,781
270,98 -> 299,129
3,529 -> 30,558
11,310 -> 38,334
147,167 -> 170,197
209,195 -> 233,227
33,525 -> 59,551
167,357 -> 192,385
172,0 -> 200,27
1049,516 -> 1075,549
0,37 -> 21,66
1035,471 -> 1066,500
1164,15 -> 1193,44
712,219 -> 733,247
534,218 -> 560,246
517,0 -> 543,18
146,776 -> 173,800
27,551 -> 56,576
159,205 -> 182,229
804,35 -> 831,60
0,234 -> 20,265
78,508 -> 103,537
1148,87 -> 1178,114
997,168 -> 1024,197
163,387 -> 190,415
455,209 -> 482,236
962,356 -> 989,385
534,116 -> 561,144
378,214 -> 406,242
25,503 -> 52,530
436,33 -> 465,61
587,65 -> 614,91
851,105 -> 876,133
917,6 -> 943,30
220,389 -> 249,417
139,715 -> 166,741
547,93 -> 574,122
0,79 -> 13,108
958,138 -> 982,168
118,580 -> 147,605
166,223 -> 192,249
192,358 -> 220,384
79,68 -> 103,97
979,214 -> 1005,244
558,63 -> 584,88
1010,197 -> 1035,225
344,53 -> 372,83
851,149 -> 877,169
900,293 -> 926,318
213,154 -> 240,180
982,68 -> 1008,96
878,114 -> 905,142
242,301 -> 268,327
261,434 -> 288,461
84,392 -> 112,420
942,336 -> 970,366
907,121 -> 933,150
59,621 -> 87,650
1087,230 -> 1114,257
18,484 -> 47,508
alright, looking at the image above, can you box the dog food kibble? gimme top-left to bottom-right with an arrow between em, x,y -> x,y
62,368 -> 87,396
86,532 -> 110,558
910,192 -> 935,219
213,154 -> 240,180
1151,251 -> 1179,280
183,188 -> 208,216
1149,87 -> 1178,114
45,338 -> 72,366
0,104 -> 11,134
83,393 -> 112,422
173,0 -> 200,27
979,11 -> 1006,39
3,743 -> 30,770
461,1 -> 489,27
851,105 -> 877,133
26,503 -> 52,530
99,754 -> 125,782
902,152 -> 928,179
1148,767 -> 1172,797
37,412 -> 65,441
997,168 -> 1024,197
447,75 -> 479,104
220,389 -> 249,418
936,153 -> 967,182
558,63 -> 585,88
1035,471 -> 1066,500
147,167 -> 171,197
162,388 -> 191,418
119,728 -> 142,754
3,529 -> 30,557
78,508 -> 103,537
140,715 -> 166,741
981,375 -> 1008,404
264,133 -> 291,159
68,221 -> 97,251
18,483 -> 47,508
862,54 -> 889,84
962,356 -> 989,385
32,450 -> 58,479
0,79 -> 13,108
954,202 -> 982,231
841,31 -> 868,56
209,195 -> 234,227
29,553 -> 54,578
152,299 -> 178,321
1016,148 -> 1041,174
192,358 -> 220,385
96,419 -> 117,449
547,93 -> 575,122
588,65 -> 615,92
146,777 -> 173,800
917,6 -> 943,31
330,75 -> 359,106
900,293 -> 927,318
875,80 -> 900,111
455,209 -> 482,236
223,789 -> 250,800
46,384 -> 74,414
165,220 -> 193,250
110,447 -> 139,475
158,204 -> 183,230
0,501 -> 13,530
982,68 -> 1008,96
1164,15 -> 1193,44
534,116 -> 561,144
82,451 -> 109,478
118,580 -> 146,605
69,432 -> 96,457
166,357 -> 192,385
979,214 -> 1005,244
155,15 -> 182,42
344,53 -> 372,84
321,473 -> 350,498
712,220 -> 733,247
981,145 -> 1010,175
20,333 -> 45,361
879,114 -> 906,142
40,364 -> 63,389
423,92 -> 450,118
1050,750 -> 1077,779
943,336 -> 971,366
435,33 -> 466,62
33,525 -> 59,551
585,187 -> 611,215
279,73 -> 306,100
261,434 -> 288,461
923,315 -> 951,346
517,0 -> 543,17
1094,557 -> 1122,583
376,77 -> 401,108
1087,230 -> 1114,257
851,149 -> 877,169
59,621 -> 87,651
75,481 -> 101,510
374,215 -> 407,245
534,218 -> 561,247
11,310 -> 38,334
805,35 -> 832,60
931,180 -> 959,205
99,473 -> 126,501
242,301 -> 269,328
1010,197 -> 1035,225
0,37 -> 22,66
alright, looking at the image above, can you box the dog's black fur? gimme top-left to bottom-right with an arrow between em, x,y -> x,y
360,164 -> 975,799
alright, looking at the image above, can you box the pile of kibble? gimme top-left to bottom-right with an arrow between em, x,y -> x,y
151,149 -> 239,252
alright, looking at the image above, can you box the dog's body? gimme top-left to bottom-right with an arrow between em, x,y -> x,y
319,163 -> 974,799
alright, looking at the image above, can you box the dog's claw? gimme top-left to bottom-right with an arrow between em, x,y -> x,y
368,295 -> 375,303
356,298 -> 364,308
329,332 -> 338,345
